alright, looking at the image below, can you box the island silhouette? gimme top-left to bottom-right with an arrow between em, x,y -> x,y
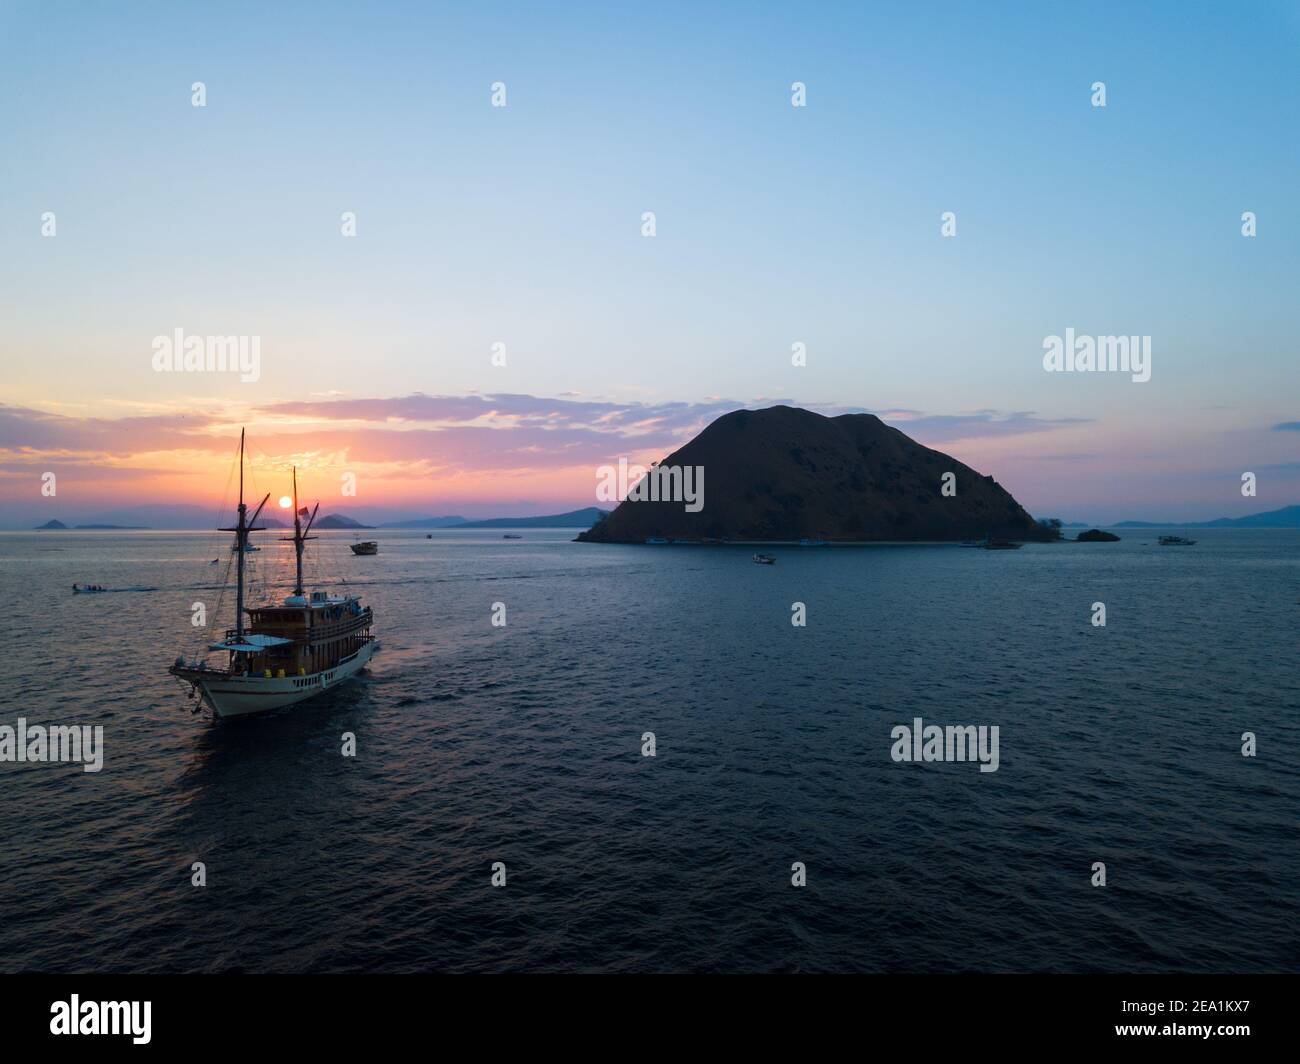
579,405 -> 1054,544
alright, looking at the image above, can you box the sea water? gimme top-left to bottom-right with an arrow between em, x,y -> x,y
0,528 -> 1296,972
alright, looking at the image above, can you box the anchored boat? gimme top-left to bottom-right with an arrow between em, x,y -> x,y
350,540 -> 378,555
169,432 -> 378,719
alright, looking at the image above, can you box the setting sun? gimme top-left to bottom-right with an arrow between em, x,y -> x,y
278,495 -> 292,508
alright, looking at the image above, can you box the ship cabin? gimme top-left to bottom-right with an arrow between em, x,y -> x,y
214,591 -> 374,678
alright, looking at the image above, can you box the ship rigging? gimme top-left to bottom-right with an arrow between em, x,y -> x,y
170,430 -> 378,718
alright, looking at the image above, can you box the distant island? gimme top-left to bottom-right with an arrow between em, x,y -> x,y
578,406 -> 1054,544
23,494 -> 1300,535
1076,529 -> 1121,542
376,515 -> 468,529
1110,504 -> 1300,529
313,514 -> 375,530
27,508 -> 605,532
34,519 -> 149,530
374,508 -> 606,529
447,508 -> 608,529
256,511 -> 605,531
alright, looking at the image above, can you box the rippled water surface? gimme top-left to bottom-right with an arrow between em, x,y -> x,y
1,528 -> 1297,972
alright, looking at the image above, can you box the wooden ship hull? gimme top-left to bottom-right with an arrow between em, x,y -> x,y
173,637 -> 377,718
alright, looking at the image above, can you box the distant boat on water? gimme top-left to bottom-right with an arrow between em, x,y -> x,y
1158,534 -> 1196,546
502,533 -> 522,539
72,583 -> 107,593
645,537 -> 669,544
983,538 -> 1023,550
350,541 -> 379,555
752,553 -> 776,565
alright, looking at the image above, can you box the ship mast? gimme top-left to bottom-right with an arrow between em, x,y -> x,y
219,429 -> 269,642
283,466 -> 319,597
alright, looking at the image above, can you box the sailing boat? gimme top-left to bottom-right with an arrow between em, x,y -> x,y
169,431 -> 379,718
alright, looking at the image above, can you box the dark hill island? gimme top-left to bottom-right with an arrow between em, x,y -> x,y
313,514 -> 374,530
577,406 -> 1053,544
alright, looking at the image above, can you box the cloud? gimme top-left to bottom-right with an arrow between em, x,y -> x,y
0,404 -> 220,454
257,393 -> 748,438
0,395 -> 1087,502
881,410 -> 1092,443
254,393 -> 1073,445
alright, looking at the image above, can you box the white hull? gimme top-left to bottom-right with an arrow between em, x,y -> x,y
193,640 -> 378,718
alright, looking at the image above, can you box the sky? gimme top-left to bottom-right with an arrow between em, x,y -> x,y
1,0 -> 1297,526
